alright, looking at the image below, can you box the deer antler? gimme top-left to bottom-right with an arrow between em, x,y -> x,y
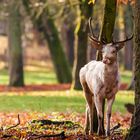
88,17 -> 103,45
88,17 -> 133,51
112,34 -> 133,44
112,34 -> 133,51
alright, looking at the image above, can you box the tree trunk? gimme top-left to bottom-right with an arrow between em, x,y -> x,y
8,0 -> 24,87
100,0 -> 117,43
22,0 -> 72,83
127,75 -> 134,90
61,24 -> 74,67
124,3 -> 134,90
37,16 -> 72,83
124,3 -> 134,70
126,1 -> 140,140
66,28 -> 74,67
72,0 -> 93,90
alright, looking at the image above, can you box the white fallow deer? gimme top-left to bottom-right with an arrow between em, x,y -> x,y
79,18 -> 133,136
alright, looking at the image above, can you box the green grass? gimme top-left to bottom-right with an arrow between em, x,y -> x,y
113,91 -> 134,113
25,70 -> 57,84
0,68 -> 132,85
0,68 -> 133,114
0,69 -> 9,85
0,69 -> 58,85
0,91 -> 134,113
0,94 -> 85,113
120,70 -> 132,84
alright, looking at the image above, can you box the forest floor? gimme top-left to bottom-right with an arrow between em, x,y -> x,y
0,111 -> 132,140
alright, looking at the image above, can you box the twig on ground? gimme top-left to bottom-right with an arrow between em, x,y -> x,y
6,114 -> 20,130
30,119 -> 83,129
32,131 -> 65,139
1,134 -> 13,138
31,119 -> 74,126
110,123 -> 121,133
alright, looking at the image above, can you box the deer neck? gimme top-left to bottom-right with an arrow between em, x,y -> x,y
104,62 -> 118,75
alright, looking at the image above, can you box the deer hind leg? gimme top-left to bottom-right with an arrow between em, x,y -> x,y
81,82 -> 94,135
94,96 -> 105,136
106,96 -> 115,136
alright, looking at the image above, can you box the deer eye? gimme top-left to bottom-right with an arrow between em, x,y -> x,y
112,50 -> 116,53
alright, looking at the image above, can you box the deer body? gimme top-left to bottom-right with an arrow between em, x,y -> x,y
80,60 -> 119,99
80,45 -> 120,136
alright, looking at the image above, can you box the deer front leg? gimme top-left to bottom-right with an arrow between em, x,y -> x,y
94,96 -> 104,136
106,96 -> 115,136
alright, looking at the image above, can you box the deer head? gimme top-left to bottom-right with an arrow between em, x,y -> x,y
88,17 -> 133,65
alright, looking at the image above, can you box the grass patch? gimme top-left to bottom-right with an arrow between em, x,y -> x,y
0,95 -> 85,113
113,91 -> 134,113
120,70 -> 132,84
0,91 -> 134,114
0,68 -> 58,85
25,70 -> 57,84
0,69 -> 9,85
0,68 -> 132,85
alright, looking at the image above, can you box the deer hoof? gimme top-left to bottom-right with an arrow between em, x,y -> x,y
97,129 -> 105,136
84,128 -> 89,135
84,131 -> 89,135
89,130 -> 94,135
106,131 -> 110,136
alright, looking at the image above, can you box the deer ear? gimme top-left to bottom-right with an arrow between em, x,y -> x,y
114,34 -> 133,51
89,35 -> 102,50
115,43 -> 125,51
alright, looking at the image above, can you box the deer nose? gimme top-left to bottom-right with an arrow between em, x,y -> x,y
102,59 -> 107,64
103,56 -> 109,64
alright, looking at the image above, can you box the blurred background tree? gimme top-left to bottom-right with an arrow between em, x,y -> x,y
22,0 -> 72,83
72,0 -> 93,90
8,0 -> 24,87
